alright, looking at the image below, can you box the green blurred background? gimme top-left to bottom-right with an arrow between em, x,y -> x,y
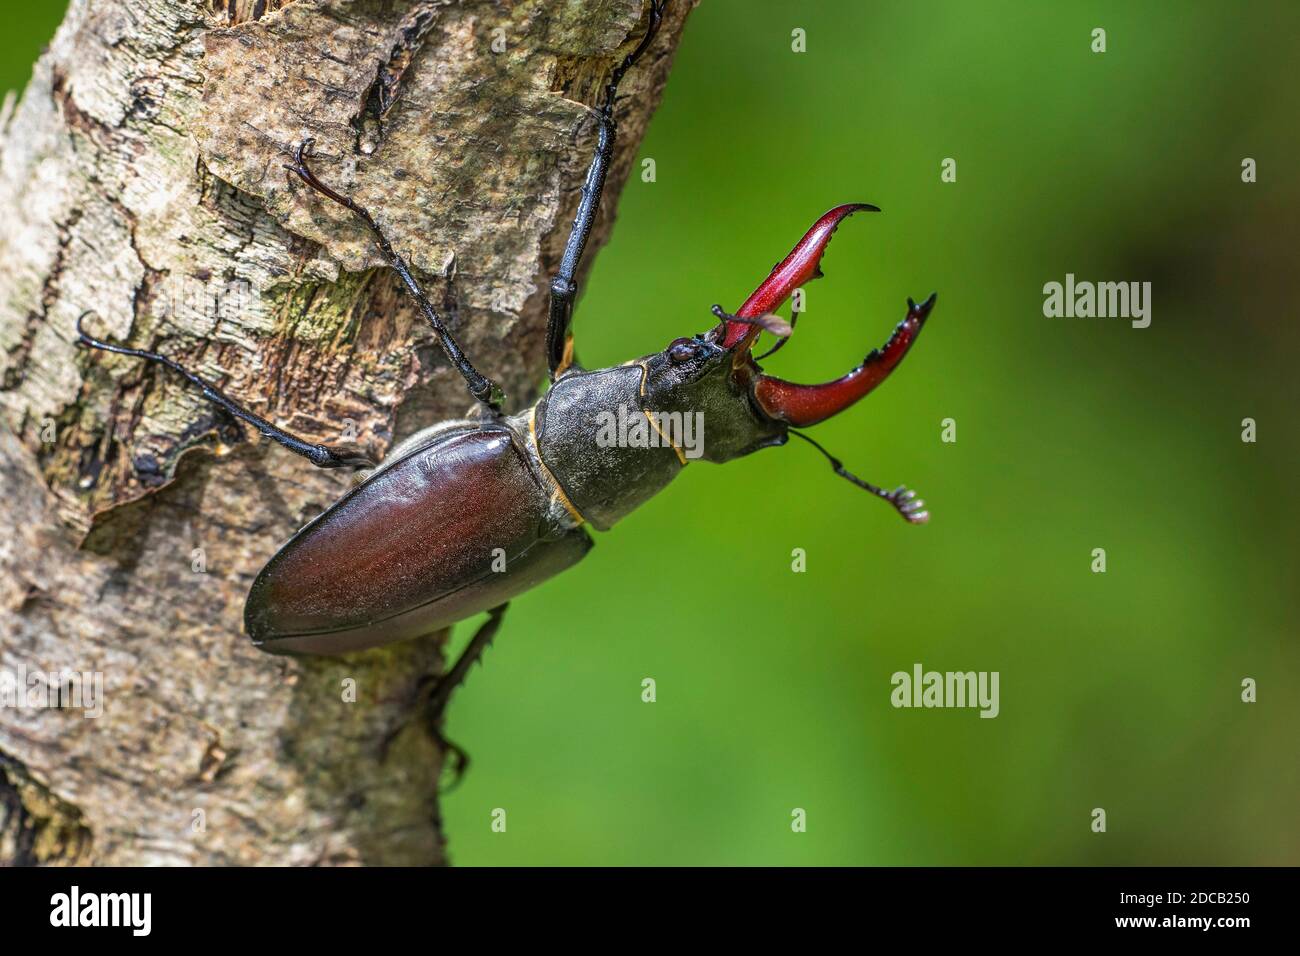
8,1 -> 1296,865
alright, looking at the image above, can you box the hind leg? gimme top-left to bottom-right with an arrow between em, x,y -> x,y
284,141 -> 504,413
420,604 -> 510,788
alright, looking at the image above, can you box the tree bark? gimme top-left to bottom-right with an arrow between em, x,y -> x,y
0,0 -> 690,866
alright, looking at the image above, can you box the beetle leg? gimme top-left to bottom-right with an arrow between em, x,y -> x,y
284,139 -> 505,414
424,603 -> 510,787
546,1 -> 667,379
789,430 -> 929,525
75,312 -> 375,469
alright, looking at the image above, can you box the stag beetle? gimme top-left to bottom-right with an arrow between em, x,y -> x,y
76,1 -> 935,747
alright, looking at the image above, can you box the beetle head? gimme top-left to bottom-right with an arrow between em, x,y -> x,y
639,333 -> 788,463
642,203 -> 934,465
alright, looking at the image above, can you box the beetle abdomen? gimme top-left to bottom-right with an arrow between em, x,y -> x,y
245,426 -> 591,656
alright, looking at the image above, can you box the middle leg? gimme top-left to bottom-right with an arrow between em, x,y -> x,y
285,140 -> 505,413
425,603 -> 510,784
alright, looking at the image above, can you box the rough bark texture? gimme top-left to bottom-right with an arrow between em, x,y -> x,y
0,0 -> 691,866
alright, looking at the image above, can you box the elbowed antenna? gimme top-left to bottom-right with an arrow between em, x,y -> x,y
708,305 -> 792,338
789,430 -> 930,525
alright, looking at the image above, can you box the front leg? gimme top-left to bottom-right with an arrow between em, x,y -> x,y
546,1 -> 667,379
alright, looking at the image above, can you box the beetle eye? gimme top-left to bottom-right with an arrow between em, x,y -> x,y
667,338 -> 699,364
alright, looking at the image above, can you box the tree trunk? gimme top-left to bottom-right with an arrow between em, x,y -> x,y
0,0 -> 690,866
